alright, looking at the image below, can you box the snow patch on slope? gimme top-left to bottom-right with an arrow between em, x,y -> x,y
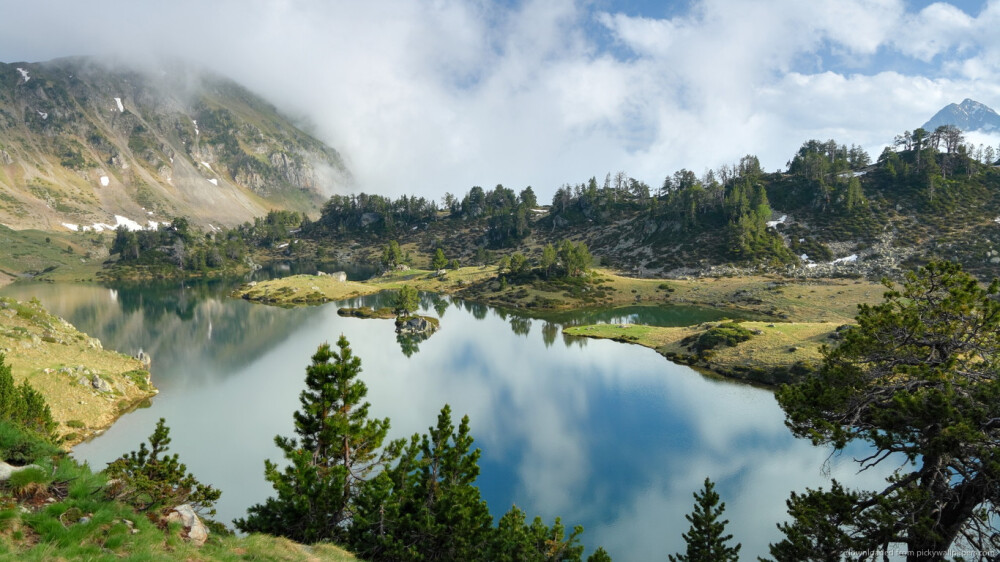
766,215 -> 787,228
16,68 -> 29,82
803,254 -> 859,269
114,97 -> 124,112
66,215 -> 164,233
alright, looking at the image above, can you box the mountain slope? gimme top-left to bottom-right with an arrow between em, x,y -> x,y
922,98 -> 1000,132
0,57 -> 349,231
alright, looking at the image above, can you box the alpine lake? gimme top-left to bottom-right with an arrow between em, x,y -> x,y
1,270 -> 892,561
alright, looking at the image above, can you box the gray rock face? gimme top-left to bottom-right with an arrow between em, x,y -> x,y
395,316 -> 439,336
923,98 -> 1000,133
91,374 -> 112,393
164,504 -> 209,547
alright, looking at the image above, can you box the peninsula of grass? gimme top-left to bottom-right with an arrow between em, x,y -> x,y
234,265 -> 888,386
565,320 -> 842,385
338,306 -> 396,319
236,266 -> 884,320
0,296 -> 157,446
233,266 -> 498,306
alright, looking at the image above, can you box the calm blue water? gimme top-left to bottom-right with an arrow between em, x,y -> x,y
1,281 -> 889,560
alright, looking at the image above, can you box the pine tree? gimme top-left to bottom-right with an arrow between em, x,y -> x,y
235,337 -> 402,543
393,285 -> 419,317
349,405 -> 606,561
431,247 -> 448,270
773,261 -> 1000,558
381,240 -> 404,270
349,405 -> 494,561
0,353 -> 56,439
668,478 -> 741,562
490,505 -> 586,562
105,418 -> 221,516
541,244 -> 557,278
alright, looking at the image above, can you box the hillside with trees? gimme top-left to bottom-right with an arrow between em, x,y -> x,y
269,131 -> 1000,284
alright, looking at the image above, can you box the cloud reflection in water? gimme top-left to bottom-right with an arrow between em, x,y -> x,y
2,282 -> 894,560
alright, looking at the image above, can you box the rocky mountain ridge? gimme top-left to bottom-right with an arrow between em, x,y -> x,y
922,98 -> 1000,133
0,56 -> 350,231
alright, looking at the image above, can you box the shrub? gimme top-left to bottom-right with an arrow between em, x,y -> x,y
0,354 -> 57,439
686,322 -> 754,353
0,420 -> 61,464
104,418 -> 220,516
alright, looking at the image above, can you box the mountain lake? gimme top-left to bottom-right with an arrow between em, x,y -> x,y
1,277 -> 892,560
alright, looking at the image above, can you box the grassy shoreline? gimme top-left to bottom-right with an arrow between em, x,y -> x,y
565,320 -> 839,386
234,266 -> 887,385
0,297 -> 158,447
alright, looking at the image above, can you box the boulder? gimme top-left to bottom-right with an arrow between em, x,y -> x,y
395,315 -> 439,336
91,374 -> 112,393
135,349 -> 151,368
0,461 -> 41,482
164,504 -> 208,547
331,271 -> 348,282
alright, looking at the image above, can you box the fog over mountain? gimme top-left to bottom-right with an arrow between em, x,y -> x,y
2,0 -> 1000,202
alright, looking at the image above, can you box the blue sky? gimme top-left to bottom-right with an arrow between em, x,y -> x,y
2,0 -> 999,199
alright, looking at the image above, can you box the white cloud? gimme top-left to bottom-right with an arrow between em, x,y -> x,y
893,2 -> 977,61
1,0 -> 999,202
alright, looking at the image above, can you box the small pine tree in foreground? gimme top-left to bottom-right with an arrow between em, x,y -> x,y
235,336 -> 401,543
105,418 -> 221,516
0,353 -> 57,439
669,478 -> 741,562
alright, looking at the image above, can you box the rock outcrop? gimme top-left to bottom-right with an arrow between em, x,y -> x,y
164,504 -> 209,547
0,461 -> 42,482
395,315 -> 439,337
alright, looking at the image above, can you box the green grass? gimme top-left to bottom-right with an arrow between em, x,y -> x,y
0,422 -> 357,561
338,306 -> 396,319
0,224 -> 107,283
566,320 -> 837,385
0,297 -> 157,446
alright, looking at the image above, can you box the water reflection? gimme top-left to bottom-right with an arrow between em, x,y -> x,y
0,281 -> 889,560
256,260 -> 378,281
2,280 -> 323,390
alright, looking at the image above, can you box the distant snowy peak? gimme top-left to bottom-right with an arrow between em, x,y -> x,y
922,99 -> 1000,133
